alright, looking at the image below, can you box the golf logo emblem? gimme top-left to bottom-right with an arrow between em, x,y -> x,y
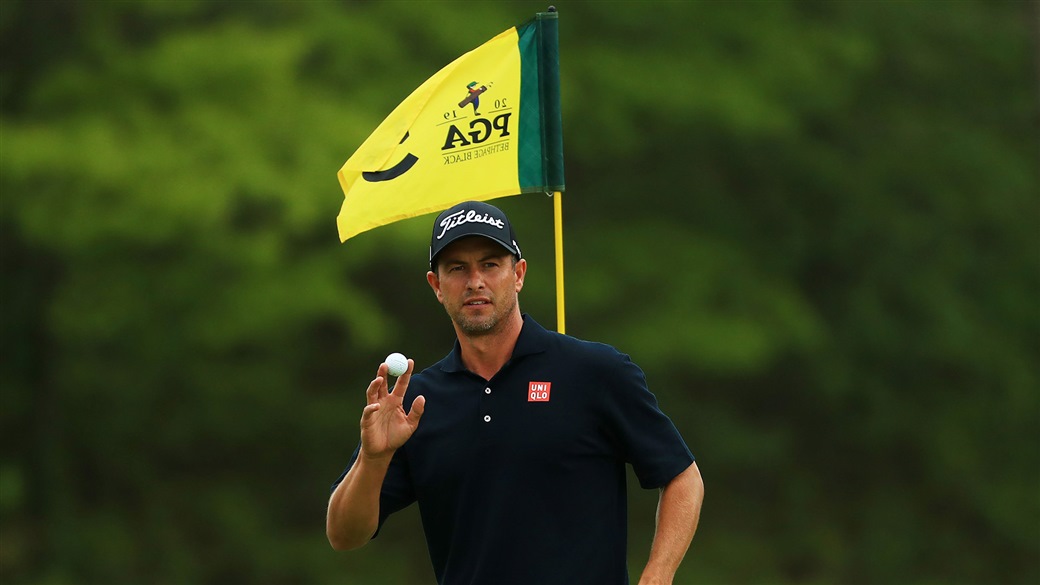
459,81 -> 487,115
441,79 -> 513,165
528,381 -> 551,402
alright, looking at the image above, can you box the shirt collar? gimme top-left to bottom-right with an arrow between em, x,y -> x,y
440,314 -> 549,373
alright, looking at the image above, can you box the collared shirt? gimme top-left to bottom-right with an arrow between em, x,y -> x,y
332,315 -> 695,585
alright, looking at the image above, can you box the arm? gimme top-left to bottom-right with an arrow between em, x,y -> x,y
326,452 -> 392,550
638,461 -> 704,585
326,360 -> 425,550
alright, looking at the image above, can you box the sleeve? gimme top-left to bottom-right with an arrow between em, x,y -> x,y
600,351 -> 695,489
329,442 -> 417,538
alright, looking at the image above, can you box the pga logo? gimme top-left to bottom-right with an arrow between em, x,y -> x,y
528,381 -> 551,402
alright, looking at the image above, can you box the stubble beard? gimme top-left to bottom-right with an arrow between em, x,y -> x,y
451,293 -> 518,337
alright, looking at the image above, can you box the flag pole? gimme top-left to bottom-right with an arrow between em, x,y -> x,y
553,191 -> 566,334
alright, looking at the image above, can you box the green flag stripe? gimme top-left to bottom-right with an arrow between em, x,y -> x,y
517,11 -> 565,192
538,11 -> 565,191
517,18 -> 542,190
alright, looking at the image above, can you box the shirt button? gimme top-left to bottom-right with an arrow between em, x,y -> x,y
483,415 -> 491,423
484,387 -> 492,395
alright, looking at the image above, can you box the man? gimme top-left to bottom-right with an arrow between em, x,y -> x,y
327,201 -> 703,584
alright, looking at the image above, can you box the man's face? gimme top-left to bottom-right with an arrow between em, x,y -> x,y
427,236 -> 526,336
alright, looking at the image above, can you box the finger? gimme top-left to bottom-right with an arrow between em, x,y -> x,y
360,403 -> 381,431
375,363 -> 390,400
360,402 -> 380,423
390,359 -> 415,396
407,394 -> 425,426
365,375 -> 383,405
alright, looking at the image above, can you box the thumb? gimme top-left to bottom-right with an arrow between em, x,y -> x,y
408,395 -> 426,426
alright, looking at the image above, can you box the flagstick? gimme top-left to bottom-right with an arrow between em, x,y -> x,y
553,191 -> 566,334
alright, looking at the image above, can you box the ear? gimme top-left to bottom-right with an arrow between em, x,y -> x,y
514,258 -> 527,293
427,270 -> 444,303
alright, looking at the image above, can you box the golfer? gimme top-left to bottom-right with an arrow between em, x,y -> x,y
328,200 -> 703,584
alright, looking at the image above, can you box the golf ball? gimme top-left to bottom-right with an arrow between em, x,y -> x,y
385,352 -> 408,377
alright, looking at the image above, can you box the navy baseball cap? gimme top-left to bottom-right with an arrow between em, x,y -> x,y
429,201 -> 521,269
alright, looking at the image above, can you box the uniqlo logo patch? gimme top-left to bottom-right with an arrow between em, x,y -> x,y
528,381 -> 551,402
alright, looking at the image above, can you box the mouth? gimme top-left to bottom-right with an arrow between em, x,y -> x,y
464,298 -> 491,307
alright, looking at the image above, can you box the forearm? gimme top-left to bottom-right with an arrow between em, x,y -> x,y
326,453 -> 393,550
639,462 -> 704,585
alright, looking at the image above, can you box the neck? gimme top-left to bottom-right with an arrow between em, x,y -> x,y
455,311 -> 524,381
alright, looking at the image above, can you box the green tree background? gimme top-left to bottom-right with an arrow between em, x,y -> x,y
1,1 -> 1037,584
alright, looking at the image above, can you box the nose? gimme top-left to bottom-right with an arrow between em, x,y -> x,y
465,267 -> 485,291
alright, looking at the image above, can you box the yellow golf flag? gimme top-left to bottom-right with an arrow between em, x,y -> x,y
336,11 -> 564,242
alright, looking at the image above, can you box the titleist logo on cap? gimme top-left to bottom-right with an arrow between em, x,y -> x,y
436,209 -> 505,240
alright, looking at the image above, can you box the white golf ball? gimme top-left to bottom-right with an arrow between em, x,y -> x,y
385,352 -> 408,377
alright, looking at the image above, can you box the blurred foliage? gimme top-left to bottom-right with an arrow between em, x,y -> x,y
1,0 -> 1037,584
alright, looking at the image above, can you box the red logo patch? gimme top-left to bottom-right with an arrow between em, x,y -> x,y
528,381 -> 551,402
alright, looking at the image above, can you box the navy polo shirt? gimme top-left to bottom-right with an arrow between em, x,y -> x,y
332,315 -> 694,585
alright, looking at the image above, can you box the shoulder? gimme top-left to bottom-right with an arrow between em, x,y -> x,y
398,355 -> 455,406
408,359 -> 451,388
546,330 -> 639,375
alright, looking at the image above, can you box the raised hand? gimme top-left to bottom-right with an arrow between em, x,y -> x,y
359,359 -> 425,461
